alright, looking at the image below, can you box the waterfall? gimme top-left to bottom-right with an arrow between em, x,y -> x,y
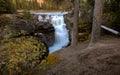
49,15 -> 69,53
37,12 -> 69,53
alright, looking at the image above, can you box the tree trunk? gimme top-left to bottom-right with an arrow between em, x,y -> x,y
71,0 -> 79,47
90,0 -> 104,45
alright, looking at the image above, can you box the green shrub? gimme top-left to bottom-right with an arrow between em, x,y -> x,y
78,24 -> 91,42
0,0 -> 16,14
36,53 -> 61,75
22,10 -> 33,20
0,15 -> 14,41
0,36 -> 48,75
0,15 -> 14,29
103,0 -> 120,31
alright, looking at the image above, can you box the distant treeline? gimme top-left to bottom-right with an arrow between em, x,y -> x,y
0,0 -> 72,14
0,0 -> 16,14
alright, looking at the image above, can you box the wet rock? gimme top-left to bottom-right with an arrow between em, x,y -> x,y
35,21 -> 55,46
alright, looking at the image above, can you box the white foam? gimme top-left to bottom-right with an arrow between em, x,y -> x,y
36,12 -> 69,53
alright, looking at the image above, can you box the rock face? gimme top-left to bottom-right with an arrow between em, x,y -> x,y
64,12 -> 73,43
15,15 -> 55,47
64,12 -> 73,31
0,14 -> 55,47
14,15 -> 35,34
35,21 -> 55,46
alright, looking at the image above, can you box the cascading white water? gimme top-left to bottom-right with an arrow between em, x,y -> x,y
37,12 -> 69,53
49,15 -> 69,53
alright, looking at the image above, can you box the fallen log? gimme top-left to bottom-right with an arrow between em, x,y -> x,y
101,25 -> 120,35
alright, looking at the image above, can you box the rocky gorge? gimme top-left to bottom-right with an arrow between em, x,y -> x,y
0,14 -> 55,47
0,13 -> 56,74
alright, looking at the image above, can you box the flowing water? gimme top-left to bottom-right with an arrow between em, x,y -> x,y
35,12 -> 69,53
49,15 -> 69,53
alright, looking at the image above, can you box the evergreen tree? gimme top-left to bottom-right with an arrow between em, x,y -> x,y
0,0 -> 16,14
0,0 -> 7,13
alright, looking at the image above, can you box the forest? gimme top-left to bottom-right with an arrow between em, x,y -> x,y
0,0 -> 120,75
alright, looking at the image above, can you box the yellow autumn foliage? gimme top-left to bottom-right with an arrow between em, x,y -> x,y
0,36 -> 48,75
37,52 -> 62,72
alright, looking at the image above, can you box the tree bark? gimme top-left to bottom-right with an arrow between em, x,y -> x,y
90,0 -> 104,45
71,0 -> 79,47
